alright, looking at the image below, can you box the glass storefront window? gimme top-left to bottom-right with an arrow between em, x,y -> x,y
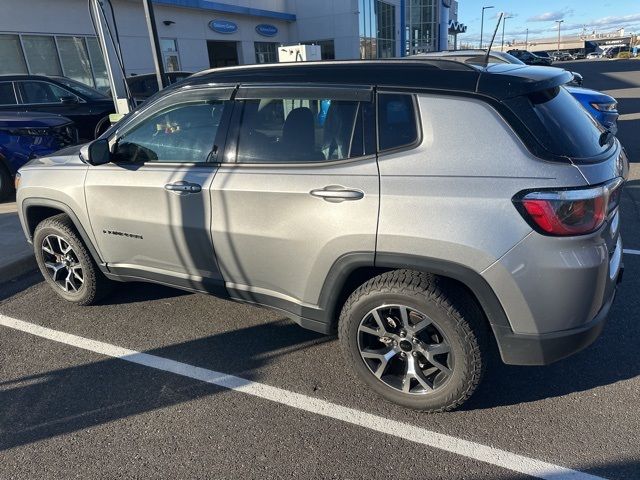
255,42 -> 278,64
0,35 -> 28,74
406,0 -> 437,55
85,37 -> 109,92
301,40 -> 335,60
57,36 -> 95,87
359,0 -> 396,59
161,38 -> 181,72
22,35 -> 62,76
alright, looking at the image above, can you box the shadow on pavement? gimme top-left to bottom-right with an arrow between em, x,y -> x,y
0,318 -> 327,452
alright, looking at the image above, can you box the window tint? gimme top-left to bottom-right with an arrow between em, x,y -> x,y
0,82 -> 17,104
19,81 -> 77,104
236,98 -> 363,163
115,100 -> 228,163
377,93 -> 418,151
530,86 -> 609,158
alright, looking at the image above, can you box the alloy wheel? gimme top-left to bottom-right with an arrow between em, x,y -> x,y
41,234 -> 84,293
357,304 -> 454,395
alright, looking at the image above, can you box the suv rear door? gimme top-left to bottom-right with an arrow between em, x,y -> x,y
84,87 -> 234,293
211,85 -> 378,317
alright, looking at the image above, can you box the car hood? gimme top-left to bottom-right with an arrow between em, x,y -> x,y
0,111 -> 73,129
21,143 -> 87,169
565,86 -> 615,103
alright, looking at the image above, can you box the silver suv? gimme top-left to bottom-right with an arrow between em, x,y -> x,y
16,60 -> 628,412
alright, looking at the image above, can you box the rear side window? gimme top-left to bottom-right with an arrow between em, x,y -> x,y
0,82 -> 16,104
378,93 -> 419,151
236,97 -> 365,163
529,86 -> 609,158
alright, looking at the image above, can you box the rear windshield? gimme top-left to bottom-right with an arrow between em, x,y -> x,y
529,86 -> 611,158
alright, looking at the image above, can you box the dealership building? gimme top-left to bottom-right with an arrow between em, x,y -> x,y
0,0 -> 466,91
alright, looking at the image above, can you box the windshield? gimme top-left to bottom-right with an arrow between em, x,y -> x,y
53,77 -> 108,100
529,86 -> 612,158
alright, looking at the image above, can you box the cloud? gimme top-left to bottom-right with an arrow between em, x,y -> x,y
528,8 -> 573,22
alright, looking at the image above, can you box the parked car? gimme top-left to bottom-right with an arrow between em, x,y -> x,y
533,51 -> 551,60
0,112 -> 77,200
551,52 -> 574,61
573,52 -> 586,60
0,75 -> 114,141
16,59 -> 628,412
586,52 -> 602,59
506,49 -> 553,66
566,86 -> 619,134
106,71 -> 193,105
416,50 -> 583,85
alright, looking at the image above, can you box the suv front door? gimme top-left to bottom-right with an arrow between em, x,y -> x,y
84,87 -> 233,292
211,86 -> 379,321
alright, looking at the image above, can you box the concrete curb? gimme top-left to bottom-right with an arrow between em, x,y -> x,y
1,254 -> 37,282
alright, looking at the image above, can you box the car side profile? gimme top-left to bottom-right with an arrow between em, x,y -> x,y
0,74 -> 114,141
16,60 -> 628,412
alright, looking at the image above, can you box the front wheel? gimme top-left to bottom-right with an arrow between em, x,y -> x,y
34,214 -> 112,305
338,270 -> 486,412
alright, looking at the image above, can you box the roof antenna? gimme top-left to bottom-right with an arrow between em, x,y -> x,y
484,12 -> 504,66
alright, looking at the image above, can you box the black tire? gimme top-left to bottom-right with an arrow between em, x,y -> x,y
94,116 -> 111,139
0,163 -> 13,202
338,269 -> 486,412
33,213 -> 112,305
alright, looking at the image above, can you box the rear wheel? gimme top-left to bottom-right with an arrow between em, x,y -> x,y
34,214 -> 112,305
339,270 -> 486,412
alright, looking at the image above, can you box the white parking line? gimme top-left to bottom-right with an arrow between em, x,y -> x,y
0,314 -> 604,480
623,249 -> 640,256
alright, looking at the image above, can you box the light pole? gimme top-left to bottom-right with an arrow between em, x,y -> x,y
501,15 -> 513,52
525,28 -> 529,50
480,5 -> 494,49
555,20 -> 564,53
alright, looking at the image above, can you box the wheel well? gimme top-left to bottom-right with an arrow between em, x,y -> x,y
332,266 -> 492,337
25,206 -> 67,239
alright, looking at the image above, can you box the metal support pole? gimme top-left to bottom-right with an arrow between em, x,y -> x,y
556,20 -> 564,53
480,6 -> 494,49
142,0 -> 166,92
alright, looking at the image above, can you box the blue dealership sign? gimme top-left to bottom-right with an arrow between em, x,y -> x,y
209,19 -> 238,34
255,24 -> 278,37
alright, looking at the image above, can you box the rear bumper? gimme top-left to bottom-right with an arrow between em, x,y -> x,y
494,265 -> 621,365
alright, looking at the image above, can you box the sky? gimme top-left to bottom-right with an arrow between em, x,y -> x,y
457,0 -> 640,45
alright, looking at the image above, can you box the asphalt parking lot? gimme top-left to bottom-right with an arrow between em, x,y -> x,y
2,60 -> 640,479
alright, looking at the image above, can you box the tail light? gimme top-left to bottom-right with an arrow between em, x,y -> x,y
513,178 -> 623,236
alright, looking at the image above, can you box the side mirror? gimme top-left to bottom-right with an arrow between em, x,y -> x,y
80,138 -> 111,166
60,95 -> 78,105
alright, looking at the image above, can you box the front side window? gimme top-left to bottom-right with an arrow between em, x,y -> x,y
377,93 -> 419,151
0,82 -> 17,105
114,99 -> 229,163
236,97 -> 364,163
18,81 -> 78,104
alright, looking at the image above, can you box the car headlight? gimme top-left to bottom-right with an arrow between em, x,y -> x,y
590,102 -> 618,112
14,172 -> 21,190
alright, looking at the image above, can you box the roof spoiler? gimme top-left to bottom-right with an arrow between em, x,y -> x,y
477,67 -> 575,100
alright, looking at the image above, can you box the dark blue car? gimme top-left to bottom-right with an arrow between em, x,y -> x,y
0,112 -> 77,200
565,86 -> 619,134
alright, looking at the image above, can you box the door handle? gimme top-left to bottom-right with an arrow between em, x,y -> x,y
310,186 -> 364,202
164,181 -> 202,194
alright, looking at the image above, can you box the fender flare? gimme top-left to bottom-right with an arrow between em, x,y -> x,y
22,197 -> 107,272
